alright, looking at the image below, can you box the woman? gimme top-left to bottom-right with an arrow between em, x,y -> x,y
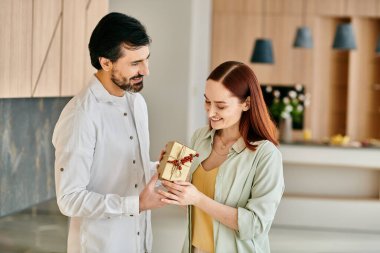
159,61 -> 284,253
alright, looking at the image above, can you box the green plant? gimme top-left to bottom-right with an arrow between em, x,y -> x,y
263,85 -> 310,129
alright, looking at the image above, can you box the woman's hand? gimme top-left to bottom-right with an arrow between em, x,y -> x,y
159,180 -> 202,206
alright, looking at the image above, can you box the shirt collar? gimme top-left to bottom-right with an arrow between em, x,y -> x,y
89,75 -> 131,104
204,128 -> 247,154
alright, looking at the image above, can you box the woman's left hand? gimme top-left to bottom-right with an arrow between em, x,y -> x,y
159,180 -> 201,206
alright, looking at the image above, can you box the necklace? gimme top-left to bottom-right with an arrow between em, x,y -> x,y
218,133 -> 238,149
212,135 -> 230,156
219,134 -> 228,149
212,146 -> 229,156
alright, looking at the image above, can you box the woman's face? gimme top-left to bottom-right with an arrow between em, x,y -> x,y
204,79 -> 249,130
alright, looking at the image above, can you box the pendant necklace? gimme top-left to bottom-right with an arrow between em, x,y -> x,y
219,134 -> 228,149
211,135 -> 228,156
212,146 -> 229,156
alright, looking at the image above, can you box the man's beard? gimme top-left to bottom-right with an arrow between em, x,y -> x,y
111,71 -> 144,93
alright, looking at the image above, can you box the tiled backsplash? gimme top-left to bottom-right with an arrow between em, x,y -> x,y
0,97 -> 71,216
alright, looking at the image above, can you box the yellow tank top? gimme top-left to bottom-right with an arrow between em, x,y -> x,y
191,164 -> 219,253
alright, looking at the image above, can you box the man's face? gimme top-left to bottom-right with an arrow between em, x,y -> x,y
110,45 -> 150,93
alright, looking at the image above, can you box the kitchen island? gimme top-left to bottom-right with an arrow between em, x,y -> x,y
274,143 -> 380,232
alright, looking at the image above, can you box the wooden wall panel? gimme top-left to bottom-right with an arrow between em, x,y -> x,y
213,0 -> 250,14
0,0 -> 32,98
310,17 -> 334,139
211,14 -> 261,69
84,0 -> 109,86
33,19 -> 62,97
61,0 -> 87,96
61,0 -> 108,96
312,17 -> 351,139
0,0 -> 108,98
268,0 -> 303,15
32,0 -> 62,97
347,18 -> 380,140
242,0 -> 262,15
313,0 -> 346,16
0,0 -> 12,97
347,0 -> 379,17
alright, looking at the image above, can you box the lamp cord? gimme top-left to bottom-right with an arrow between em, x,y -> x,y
302,0 -> 306,26
262,0 -> 266,38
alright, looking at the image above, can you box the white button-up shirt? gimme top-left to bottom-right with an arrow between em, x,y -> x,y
53,76 -> 156,253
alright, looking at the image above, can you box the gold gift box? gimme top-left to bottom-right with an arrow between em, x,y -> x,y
158,141 -> 199,181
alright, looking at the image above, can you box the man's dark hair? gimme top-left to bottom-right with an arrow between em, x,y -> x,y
88,12 -> 151,70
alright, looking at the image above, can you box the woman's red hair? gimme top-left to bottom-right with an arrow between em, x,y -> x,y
207,61 -> 279,150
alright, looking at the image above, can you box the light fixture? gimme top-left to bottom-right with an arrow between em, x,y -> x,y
293,26 -> 313,48
332,0 -> 356,50
332,23 -> 357,50
251,39 -> 274,63
376,1 -> 380,54
376,35 -> 380,54
250,0 -> 274,64
293,0 -> 313,48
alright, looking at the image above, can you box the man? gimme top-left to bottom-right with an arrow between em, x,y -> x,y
52,12 -> 165,253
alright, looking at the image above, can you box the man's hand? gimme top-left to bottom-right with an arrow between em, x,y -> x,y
139,173 -> 167,212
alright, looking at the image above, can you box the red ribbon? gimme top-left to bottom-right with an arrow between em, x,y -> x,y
167,153 -> 199,171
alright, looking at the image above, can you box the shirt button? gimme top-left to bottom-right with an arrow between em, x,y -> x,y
123,112 -> 127,116
130,214 -> 134,217
137,232 -> 140,236
133,160 -> 136,164
130,136 -> 133,140
135,184 -> 138,188
60,168 -> 64,172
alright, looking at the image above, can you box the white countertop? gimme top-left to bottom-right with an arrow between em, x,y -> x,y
279,143 -> 380,169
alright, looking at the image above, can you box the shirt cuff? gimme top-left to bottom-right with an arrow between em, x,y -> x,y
122,196 -> 139,216
236,206 -> 255,240
150,161 -> 159,172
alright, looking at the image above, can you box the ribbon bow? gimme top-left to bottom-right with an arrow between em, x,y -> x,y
167,153 -> 199,171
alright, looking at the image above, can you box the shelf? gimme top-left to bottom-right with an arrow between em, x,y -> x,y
275,195 -> 380,232
277,144 -> 380,231
280,144 -> 380,169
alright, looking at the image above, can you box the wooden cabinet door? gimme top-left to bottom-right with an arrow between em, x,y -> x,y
61,0 -> 108,96
32,0 -> 62,97
0,0 -> 32,98
84,0 -> 109,87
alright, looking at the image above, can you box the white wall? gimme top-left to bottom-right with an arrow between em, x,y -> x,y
110,0 -> 211,159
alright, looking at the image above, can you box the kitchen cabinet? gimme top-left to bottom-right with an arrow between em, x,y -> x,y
61,0 -> 108,96
32,0 -> 62,97
0,0 -> 33,97
0,0 -> 108,98
276,144 -> 380,231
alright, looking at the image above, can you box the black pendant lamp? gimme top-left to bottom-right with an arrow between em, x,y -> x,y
251,39 -> 274,63
376,35 -> 380,54
293,0 -> 313,48
332,1 -> 356,50
293,26 -> 313,48
250,0 -> 274,64
332,23 -> 356,50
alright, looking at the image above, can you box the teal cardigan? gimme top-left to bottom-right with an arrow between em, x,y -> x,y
182,126 -> 284,253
